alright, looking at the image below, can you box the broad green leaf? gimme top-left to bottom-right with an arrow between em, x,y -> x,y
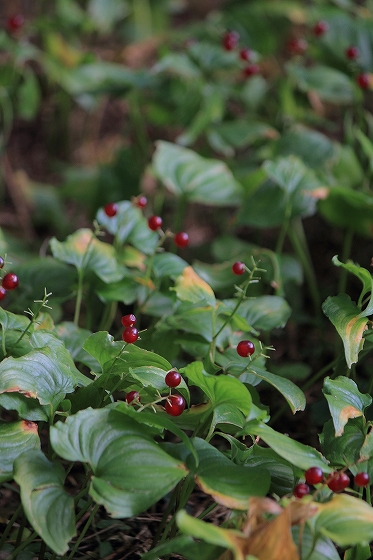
344,544 -> 372,560
245,366 -> 305,414
229,296 -> 292,332
152,253 -> 188,278
153,141 -> 243,206
240,421 -> 332,472
50,228 -> 126,282
322,377 -> 371,436
312,494 -> 373,546
318,187 -> 373,238
14,450 -> 76,555
208,119 -> 278,157
54,322 -> 100,370
287,63 -> 355,104
263,156 -> 309,195
0,307 -> 30,333
141,534 -> 223,560
355,129 -> 373,172
0,347 -> 78,419
83,331 -> 172,374
95,276 -> 140,305
129,366 -> 190,406
160,304 -> 215,342
17,70 -> 41,120
50,408 -> 187,517
153,52 -> 202,78
0,420 -> 40,483
331,256 -> 373,316
242,445 -> 295,497
173,266 -> 216,307
273,126 -> 335,169
187,41 -> 238,72
322,294 -> 368,367
320,418 -> 365,467
88,0 -> 128,33
292,524 -> 340,560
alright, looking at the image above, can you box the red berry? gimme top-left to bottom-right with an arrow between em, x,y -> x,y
357,73 -> 370,89
293,483 -> 310,498
327,471 -> 350,492
239,48 -> 254,62
7,14 -> 25,33
104,202 -> 118,217
121,314 -> 137,327
305,466 -> 323,485
165,370 -> 182,388
174,232 -> 189,248
232,261 -> 245,275
126,390 -> 140,404
354,472 -> 370,487
236,340 -> 255,357
222,31 -> 239,51
0,287 -> 6,300
313,20 -> 329,36
148,215 -> 162,231
287,38 -> 308,55
122,327 -> 139,344
0,257 -> 4,269
346,46 -> 359,60
2,273 -> 18,291
136,196 -> 147,208
165,394 -> 185,416
243,64 -> 260,78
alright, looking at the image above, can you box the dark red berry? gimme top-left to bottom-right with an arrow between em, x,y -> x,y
236,340 -> 255,357
357,73 -> 370,89
121,314 -> 137,327
305,466 -> 323,485
136,196 -> 147,208
346,46 -> 359,60
122,327 -> 139,344
165,394 -> 185,416
7,14 -> 25,33
0,257 -> 4,269
0,287 -> 6,300
232,261 -> 245,275
174,232 -> 189,248
222,31 -> 239,51
165,370 -> 182,388
2,273 -> 18,290
287,38 -> 308,55
148,215 -> 162,231
239,48 -> 254,62
313,20 -> 329,36
104,202 -> 118,217
126,391 -> 140,404
293,483 -> 310,498
327,471 -> 350,492
243,64 -> 260,78
354,472 -> 370,487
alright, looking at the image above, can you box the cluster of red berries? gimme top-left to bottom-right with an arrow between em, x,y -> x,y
125,369 -> 186,417
222,31 -> 260,78
293,466 -> 370,498
0,258 -> 19,301
121,313 -> 139,344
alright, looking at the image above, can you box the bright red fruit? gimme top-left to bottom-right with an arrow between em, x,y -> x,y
357,73 -> 370,89
174,232 -> 189,248
313,20 -> 329,36
7,14 -> 25,33
287,38 -> 308,55
293,483 -> 310,498
148,215 -> 163,230
136,196 -> 147,208
0,287 -> 6,300
327,471 -> 350,492
2,273 -> 18,290
354,472 -> 370,487
222,31 -> 239,51
305,466 -> 323,485
239,48 -> 254,62
346,46 -> 359,60
126,391 -> 140,404
165,394 -> 185,416
104,202 -> 118,217
122,327 -> 139,343
165,370 -> 182,388
243,64 -> 260,78
232,261 -> 245,275
236,340 -> 255,357
121,314 -> 137,327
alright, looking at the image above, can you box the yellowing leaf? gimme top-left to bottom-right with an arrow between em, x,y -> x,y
173,266 -> 216,306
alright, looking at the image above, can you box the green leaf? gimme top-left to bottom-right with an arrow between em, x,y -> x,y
173,266 -> 216,307
152,253 -> 188,278
14,450 -> 76,555
17,70 -> 41,120
54,322 -> 100,370
88,0 -> 128,33
320,418 -> 365,468
273,126 -> 335,169
50,408 -> 187,517
232,296 -> 292,332
240,421 -> 332,472
318,187 -> 373,238
0,307 -> 30,333
263,156 -> 310,195
208,119 -> 278,157
322,294 -> 368,367
0,420 -> 40,483
331,256 -> 373,316
50,228 -> 126,282
129,366 -> 190,406
292,524 -> 340,560
312,494 -> 373,546
322,377 -> 371,436
153,52 -> 202,78
287,63 -> 355,104
152,141 -> 243,206
344,544 -> 372,560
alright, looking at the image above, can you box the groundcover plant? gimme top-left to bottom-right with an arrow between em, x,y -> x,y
2,0 -> 373,559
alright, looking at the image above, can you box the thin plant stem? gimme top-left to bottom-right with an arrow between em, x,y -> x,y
338,228 -> 354,295
9,531 -> 39,557
151,484 -> 180,547
14,511 -> 27,548
275,200 -> 291,255
38,540 -> 46,560
73,268 -> 84,326
0,502 -> 23,549
66,503 -> 100,560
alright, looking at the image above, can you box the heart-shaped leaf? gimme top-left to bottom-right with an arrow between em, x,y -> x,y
0,420 -> 40,483
287,63 -> 355,104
